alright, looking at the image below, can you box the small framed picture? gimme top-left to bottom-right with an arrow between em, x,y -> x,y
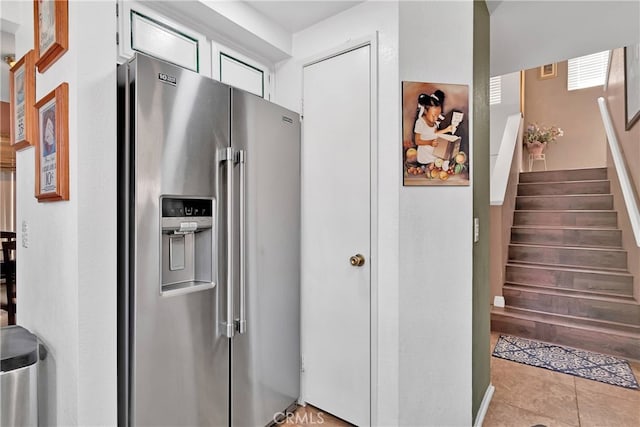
34,0 -> 68,73
624,44 -> 640,130
9,50 -> 37,150
539,63 -> 557,80
35,83 -> 69,202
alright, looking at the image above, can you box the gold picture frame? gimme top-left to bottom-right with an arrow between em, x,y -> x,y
539,63 -> 557,80
9,50 -> 37,150
34,0 -> 68,73
35,83 -> 69,202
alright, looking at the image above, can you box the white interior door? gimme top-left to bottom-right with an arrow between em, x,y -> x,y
302,45 -> 371,426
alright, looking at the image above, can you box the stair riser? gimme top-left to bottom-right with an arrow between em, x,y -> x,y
511,228 -> 622,248
503,288 -> 640,325
509,246 -> 627,269
506,265 -> 633,296
519,168 -> 608,183
514,211 -> 617,227
491,313 -> 640,360
516,195 -> 613,210
518,181 -> 610,196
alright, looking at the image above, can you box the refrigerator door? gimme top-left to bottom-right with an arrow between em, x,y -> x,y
231,89 -> 301,426
126,54 -> 230,426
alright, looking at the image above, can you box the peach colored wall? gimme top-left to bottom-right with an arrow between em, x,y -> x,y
605,48 -> 640,300
524,61 -> 607,171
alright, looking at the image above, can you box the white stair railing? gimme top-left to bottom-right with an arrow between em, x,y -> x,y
491,113 -> 524,206
597,96 -> 640,247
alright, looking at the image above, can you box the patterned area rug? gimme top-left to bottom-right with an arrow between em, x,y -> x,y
492,335 -> 640,390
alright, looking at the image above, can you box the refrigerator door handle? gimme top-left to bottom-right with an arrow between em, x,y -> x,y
236,149 -> 247,334
220,147 -> 235,338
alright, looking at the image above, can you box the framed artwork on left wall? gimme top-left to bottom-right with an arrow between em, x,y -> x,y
9,50 -> 36,150
35,83 -> 69,202
34,0 -> 68,73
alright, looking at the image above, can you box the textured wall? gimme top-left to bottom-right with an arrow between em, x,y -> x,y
524,61 -> 606,171
398,1 -> 474,425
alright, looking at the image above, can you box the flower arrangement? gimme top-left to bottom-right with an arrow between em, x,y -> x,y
524,123 -> 564,144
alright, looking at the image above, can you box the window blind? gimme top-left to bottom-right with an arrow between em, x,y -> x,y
567,51 -> 609,91
489,76 -> 502,105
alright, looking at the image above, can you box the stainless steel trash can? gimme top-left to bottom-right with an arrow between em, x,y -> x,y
1,325 -> 38,426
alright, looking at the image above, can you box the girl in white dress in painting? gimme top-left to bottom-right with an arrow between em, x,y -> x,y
413,90 -> 454,165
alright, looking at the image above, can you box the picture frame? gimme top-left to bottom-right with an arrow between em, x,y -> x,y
402,81 -> 470,186
539,63 -> 557,80
9,50 -> 37,150
35,83 -> 69,202
624,44 -> 640,130
34,0 -> 68,73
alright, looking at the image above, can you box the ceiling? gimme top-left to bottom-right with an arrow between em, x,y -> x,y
486,1 -> 504,15
245,1 -> 363,33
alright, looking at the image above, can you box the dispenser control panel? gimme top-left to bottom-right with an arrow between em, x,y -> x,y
162,198 -> 212,217
161,198 -> 213,231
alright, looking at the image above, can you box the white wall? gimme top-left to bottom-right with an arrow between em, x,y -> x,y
274,2 -> 400,425
491,0 -> 640,76
276,1 -> 477,425
490,71 -> 520,176
398,1 -> 474,425
1,31 -> 15,102
13,1 -> 117,425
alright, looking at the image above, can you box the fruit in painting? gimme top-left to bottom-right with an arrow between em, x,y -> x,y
406,148 -> 417,162
455,152 -> 467,164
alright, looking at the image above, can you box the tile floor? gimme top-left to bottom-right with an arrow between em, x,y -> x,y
285,333 -> 640,427
484,332 -> 640,427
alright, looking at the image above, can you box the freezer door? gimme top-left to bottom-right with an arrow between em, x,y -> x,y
126,54 -> 230,426
231,89 -> 301,426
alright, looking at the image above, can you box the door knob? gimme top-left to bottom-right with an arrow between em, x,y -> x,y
349,254 -> 365,267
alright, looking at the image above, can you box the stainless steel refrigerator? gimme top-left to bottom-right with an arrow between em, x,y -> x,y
117,53 -> 300,426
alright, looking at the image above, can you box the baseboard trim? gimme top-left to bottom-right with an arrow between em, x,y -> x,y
473,383 -> 495,427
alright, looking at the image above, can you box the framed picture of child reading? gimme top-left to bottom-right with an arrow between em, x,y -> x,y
402,81 -> 470,186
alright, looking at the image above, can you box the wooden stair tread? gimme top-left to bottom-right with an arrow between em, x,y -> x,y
507,259 -> 628,273
503,281 -> 639,303
508,238 -> 622,250
491,306 -> 640,337
515,209 -> 617,213
520,167 -> 607,176
509,242 -> 627,252
505,262 -> 633,277
518,179 -> 610,186
516,194 -> 613,199
512,225 -> 620,231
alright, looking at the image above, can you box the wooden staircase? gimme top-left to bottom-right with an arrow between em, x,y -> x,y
491,167 -> 640,360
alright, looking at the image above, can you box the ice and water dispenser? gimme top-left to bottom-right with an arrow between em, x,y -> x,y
161,197 -> 215,296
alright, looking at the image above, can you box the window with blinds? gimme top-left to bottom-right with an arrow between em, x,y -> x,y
567,51 -> 609,91
490,76 -> 502,105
